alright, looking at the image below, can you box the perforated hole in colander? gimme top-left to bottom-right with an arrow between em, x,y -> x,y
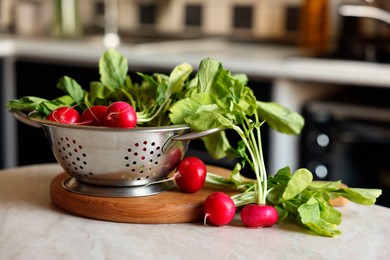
57,136 -> 92,178
123,140 -> 162,180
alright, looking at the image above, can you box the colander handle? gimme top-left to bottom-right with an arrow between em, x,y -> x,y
170,128 -> 223,141
9,109 -> 43,128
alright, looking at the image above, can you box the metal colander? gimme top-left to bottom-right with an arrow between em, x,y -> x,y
46,124 -> 189,186
11,109 -> 220,196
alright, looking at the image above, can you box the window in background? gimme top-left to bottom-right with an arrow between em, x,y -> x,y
139,3 -> 156,25
285,5 -> 301,43
285,5 -> 301,33
233,5 -> 253,29
185,4 -> 202,27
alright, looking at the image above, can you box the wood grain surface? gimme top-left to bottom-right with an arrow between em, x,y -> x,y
50,165 -> 237,223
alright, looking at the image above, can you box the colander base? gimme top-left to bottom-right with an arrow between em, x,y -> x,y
62,177 -> 174,197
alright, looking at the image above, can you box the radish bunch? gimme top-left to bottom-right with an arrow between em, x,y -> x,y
47,101 -> 137,128
175,157 -> 278,228
203,191 -> 278,228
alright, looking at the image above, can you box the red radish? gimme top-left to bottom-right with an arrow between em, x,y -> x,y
204,192 -> 236,226
240,204 -> 278,228
175,156 -> 207,193
166,148 -> 183,169
81,105 -> 107,126
104,101 -> 137,128
47,107 -> 81,124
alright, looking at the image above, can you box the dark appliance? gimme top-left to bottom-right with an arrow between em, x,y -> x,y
336,3 -> 390,63
325,2 -> 390,63
300,88 -> 390,207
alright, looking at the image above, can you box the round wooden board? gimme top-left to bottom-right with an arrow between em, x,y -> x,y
50,165 -> 237,223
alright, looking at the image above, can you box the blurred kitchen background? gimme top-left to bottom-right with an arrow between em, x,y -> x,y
3,0 -> 304,43
0,0 -> 388,54
0,0 -> 389,207
2,0 -> 387,49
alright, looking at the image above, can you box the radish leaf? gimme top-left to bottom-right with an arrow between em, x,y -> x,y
56,76 -> 84,103
282,168 -> 313,201
99,48 -> 128,89
257,101 -> 304,135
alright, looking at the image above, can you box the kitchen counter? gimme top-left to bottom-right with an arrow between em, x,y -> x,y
1,163 -> 389,259
2,35 -> 390,87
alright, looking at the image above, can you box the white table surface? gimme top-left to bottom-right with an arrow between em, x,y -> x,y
0,163 -> 389,260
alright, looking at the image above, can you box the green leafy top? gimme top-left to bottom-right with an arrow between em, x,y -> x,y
169,58 -> 305,206
99,48 -> 128,90
168,58 -> 381,238
207,166 -> 382,237
6,49 -> 193,127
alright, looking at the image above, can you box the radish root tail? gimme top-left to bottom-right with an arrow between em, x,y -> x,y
142,171 -> 181,188
203,213 -> 209,226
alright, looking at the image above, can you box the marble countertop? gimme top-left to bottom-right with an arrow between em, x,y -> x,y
1,163 -> 389,259
2,35 -> 390,88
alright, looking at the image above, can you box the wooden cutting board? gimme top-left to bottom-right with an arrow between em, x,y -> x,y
50,165 -> 347,223
50,165 -> 237,224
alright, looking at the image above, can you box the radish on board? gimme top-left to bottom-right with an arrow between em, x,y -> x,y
175,156 -> 207,193
203,192 -> 236,226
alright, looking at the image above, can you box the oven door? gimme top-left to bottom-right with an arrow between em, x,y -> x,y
334,122 -> 390,207
300,101 -> 390,207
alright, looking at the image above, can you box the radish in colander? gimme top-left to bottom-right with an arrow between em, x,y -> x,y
104,101 -> 137,128
47,107 -> 81,124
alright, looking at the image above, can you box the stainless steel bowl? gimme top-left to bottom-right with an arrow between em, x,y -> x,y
10,109 -> 220,196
